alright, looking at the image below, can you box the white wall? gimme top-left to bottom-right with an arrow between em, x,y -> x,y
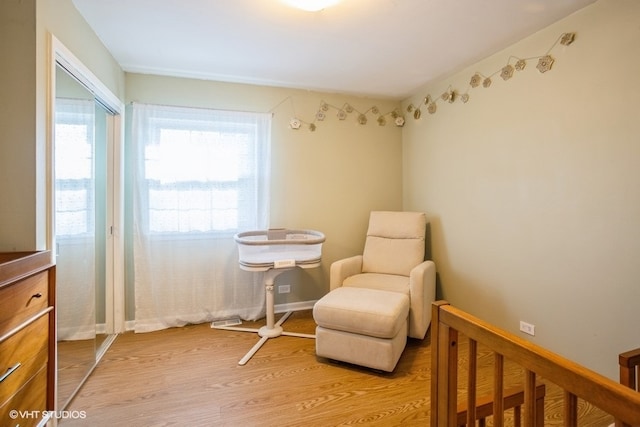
402,0 -> 640,379
125,73 -> 403,312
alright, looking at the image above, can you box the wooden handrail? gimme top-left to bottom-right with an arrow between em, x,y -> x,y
431,301 -> 640,427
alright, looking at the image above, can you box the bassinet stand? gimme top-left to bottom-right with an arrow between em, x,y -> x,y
212,229 -> 325,365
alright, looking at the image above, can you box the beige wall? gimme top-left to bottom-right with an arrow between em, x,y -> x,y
38,0 -> 125,100
9,0 -> 632,380
0,0 -> 124,251
402,0 -> 640,379
1,0 -> 38,250
2,0 -> 401,317
125,74 -> 403,308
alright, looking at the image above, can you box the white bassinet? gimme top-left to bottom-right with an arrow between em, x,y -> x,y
235,228 -> 325,271
213,228 -> 325,365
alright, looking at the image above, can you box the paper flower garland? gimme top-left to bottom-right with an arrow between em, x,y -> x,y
279,32 -> 576,131
286,101 -> 405,131
405,32 -> 576,122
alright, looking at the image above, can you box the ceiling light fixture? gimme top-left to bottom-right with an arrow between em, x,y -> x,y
281,0 -> 342,12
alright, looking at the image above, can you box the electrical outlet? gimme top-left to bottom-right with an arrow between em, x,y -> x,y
519,321 -> 535,336
278,285 -> 291,294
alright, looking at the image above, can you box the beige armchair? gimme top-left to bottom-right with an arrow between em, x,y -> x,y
313,211 -> 436,371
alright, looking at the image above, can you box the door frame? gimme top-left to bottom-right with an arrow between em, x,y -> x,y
46,34 -> 125,335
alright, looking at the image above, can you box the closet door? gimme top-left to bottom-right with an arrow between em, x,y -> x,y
50,37 -> 124,410
54,65 -> 103,409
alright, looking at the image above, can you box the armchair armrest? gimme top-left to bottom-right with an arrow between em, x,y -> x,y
408,260 -> 436,339
329,255 -> 363,291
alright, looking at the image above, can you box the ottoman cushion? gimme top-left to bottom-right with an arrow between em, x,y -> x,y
315,323 -> 407,372
313,287 -> 409,339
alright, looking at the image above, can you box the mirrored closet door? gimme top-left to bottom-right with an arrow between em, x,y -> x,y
50,38 -> 123,411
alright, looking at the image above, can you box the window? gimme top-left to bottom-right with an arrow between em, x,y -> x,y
132,104 -> 271,236
130,104 -> 271,331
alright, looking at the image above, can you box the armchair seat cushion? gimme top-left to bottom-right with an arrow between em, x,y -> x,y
313,287 -> 409,339
343,272 -> 410,295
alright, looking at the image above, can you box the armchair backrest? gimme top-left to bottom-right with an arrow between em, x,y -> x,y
362,211 -> 427,276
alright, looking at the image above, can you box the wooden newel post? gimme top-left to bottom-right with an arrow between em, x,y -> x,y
431,301 -> 458,427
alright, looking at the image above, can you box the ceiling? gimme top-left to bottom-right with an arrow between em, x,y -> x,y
71,0 -> 597,100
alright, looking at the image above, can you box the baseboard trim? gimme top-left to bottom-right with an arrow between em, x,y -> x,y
123,300 -> 318,332
275,299 -> 318,314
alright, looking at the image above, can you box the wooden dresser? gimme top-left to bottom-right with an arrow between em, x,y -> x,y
0,251 -> 56,427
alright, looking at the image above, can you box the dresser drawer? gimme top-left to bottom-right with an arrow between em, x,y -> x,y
0,271 -> 49,337
0,365 -> 47,427
0,314 -> 49,405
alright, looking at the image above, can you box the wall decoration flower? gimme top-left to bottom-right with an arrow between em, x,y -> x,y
536,55 -> 554,73
500,64 -> 514,81
337,110 -> 347,120
515,59 -> 527,71
394,116 -> 405,127
560,32 -> 575,45
289,118 -> 301,129
470,73 -> 482,88
427,102 -> 437,114
377,116 -> 386,126
483,77 -> 492,88
357,114 -> 367,125
414,108 -> 421,119
316,111 -> 326,121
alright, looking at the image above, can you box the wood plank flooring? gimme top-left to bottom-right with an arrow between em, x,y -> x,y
61,310 -> 613,427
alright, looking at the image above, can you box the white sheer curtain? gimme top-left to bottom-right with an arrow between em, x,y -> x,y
130,103 -> 271,332
55,98 -> 97,340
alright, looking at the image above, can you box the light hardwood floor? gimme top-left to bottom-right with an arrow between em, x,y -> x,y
61,310 -> 612,427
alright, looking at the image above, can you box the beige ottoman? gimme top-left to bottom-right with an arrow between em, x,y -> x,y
313,287 -> 410,372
